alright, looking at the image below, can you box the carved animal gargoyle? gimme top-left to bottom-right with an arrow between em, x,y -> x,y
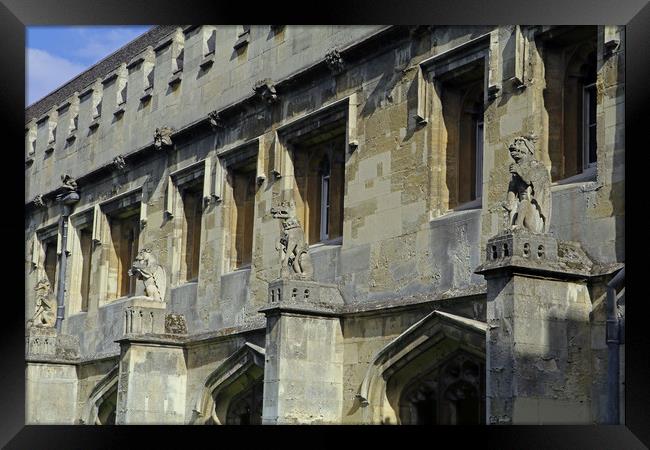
502,136 -> 551,234
128,248 -> 167,301
253,79 -> 278,104
56,174 -> 80,204
154,127 -> 174,150
28,279 -> 56,328
270,201 -> 313,280
325,49 -> 345,75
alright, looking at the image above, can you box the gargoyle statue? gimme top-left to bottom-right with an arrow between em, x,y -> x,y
270,201 -> 314,280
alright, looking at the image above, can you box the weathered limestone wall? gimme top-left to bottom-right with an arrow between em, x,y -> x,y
26,362 -> 78,424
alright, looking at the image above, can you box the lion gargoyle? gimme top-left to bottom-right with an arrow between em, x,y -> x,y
503,136 -> 551,234
270,201 -> 314,280
29,279 -> 56,328
128,249 -> 167,302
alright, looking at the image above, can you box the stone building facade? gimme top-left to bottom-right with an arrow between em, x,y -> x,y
24,25 -> 625,425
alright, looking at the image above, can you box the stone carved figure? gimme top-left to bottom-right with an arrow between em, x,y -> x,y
154,127 -> 174,150
503,136 -> 551,233
325,49 -> 345,75
29,279 -> 56,327
253,79 -> 278,104
208,110 -> 224,129
56,174 -> 80,203
60,174 -> 77,193
33,194 -> 45,208
128,248 -> 167,301
112,155 -> 126,171
270,201 -> 314,280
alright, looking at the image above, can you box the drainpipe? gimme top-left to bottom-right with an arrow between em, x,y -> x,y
605,266 -> 625,424
55,192 -> 80,331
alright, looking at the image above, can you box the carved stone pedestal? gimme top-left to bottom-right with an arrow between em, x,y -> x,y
259,278 -> 343,424
25,326 -> 80,424
475,230 -> 593,424
114,297 -> 187,424
122,296 -> 167,336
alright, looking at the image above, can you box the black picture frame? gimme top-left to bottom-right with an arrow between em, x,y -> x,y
3,1 -> 647,447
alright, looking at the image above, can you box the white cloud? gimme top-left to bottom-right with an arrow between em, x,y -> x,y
26,48 -> 86,106
73,27 -> 150,63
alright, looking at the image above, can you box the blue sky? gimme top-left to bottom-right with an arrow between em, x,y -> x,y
26,26 -> 152,106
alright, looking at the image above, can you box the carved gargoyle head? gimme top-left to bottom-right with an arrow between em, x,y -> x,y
154,127 -> 174,149
508,135 -> 536,163
60,174 -> 78,191
253,79 -> 278,104
128,248 -> 157,278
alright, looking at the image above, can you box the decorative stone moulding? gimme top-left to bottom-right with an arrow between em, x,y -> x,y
253,79 -> 278,104
325,49 -> 345,75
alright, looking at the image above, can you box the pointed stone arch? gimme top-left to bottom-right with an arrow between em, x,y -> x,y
82,364 -> 119,425
192,342 -> 265,425
356,310 -> 486,424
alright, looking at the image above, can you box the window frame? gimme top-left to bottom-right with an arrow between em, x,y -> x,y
168,160 -> 210,285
